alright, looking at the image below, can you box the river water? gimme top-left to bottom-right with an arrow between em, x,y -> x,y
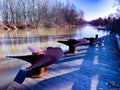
0,25 -> 109,89
0,25 -> 108,56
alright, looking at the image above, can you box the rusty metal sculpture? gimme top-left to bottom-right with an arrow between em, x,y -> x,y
84,34 -> 99,45
7,46 -> 63,84
58,35 -> 99,53
58,38 -> 89,53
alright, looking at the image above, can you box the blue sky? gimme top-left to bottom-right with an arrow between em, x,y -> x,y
63,0 -> 117,21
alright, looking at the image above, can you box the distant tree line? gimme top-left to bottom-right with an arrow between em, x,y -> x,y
89,16 -> 120,34
0,0 -> 85,29
89,16 -> 114,26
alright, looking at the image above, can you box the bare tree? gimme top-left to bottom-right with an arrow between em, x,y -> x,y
0,0 -> 85,28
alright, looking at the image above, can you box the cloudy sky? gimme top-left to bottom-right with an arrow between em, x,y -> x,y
64,0 -> 117,21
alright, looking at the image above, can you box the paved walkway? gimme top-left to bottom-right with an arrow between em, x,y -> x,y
8,34 -> 120,90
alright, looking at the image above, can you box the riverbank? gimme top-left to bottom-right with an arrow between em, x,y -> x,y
0,22 -> 81,31
7,33 -> 120,90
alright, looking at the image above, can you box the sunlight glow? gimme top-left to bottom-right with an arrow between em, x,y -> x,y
103,47 -> 106,50
95,48 -> 98,51
44,59 -> 84,79
95,44 -> 98,48
93,56 -> 98,64
102,43 -> 104,47
90,74 -> 99,90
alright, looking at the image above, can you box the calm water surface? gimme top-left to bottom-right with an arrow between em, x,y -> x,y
0,25 -> 109,89
0,25 -> 108,56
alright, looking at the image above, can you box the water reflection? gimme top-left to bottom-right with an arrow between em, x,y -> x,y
73,25 -> 108,39
0,25 -> 109,57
